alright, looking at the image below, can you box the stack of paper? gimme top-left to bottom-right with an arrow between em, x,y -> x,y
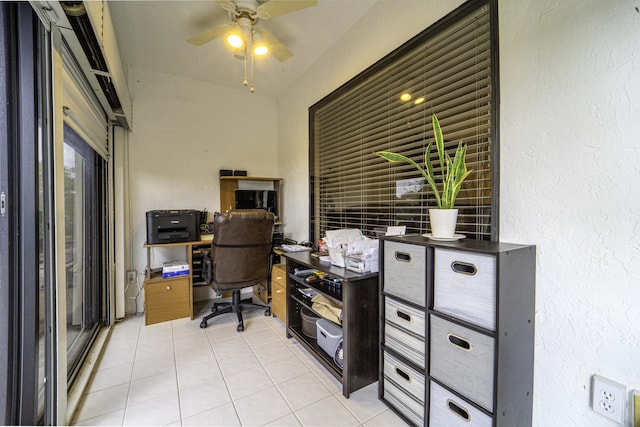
162,261 -> 189,278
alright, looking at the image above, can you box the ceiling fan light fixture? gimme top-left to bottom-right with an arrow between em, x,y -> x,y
254,44 -> 268,56
227,32 -> 244,48
187,0 -> 318,93
252,31 -> 268,56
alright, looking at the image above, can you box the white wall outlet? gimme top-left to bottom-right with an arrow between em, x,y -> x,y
591,374 -> 626,424
127,270 -> 137,283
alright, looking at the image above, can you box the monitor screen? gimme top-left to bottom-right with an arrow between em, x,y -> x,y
235,190 -> 277,214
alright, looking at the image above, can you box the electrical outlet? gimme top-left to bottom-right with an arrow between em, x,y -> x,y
127,270 -> 137,283
591,375 -> 626,424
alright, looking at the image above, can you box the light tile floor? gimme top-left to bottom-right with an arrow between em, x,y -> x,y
71,302 -> 409,426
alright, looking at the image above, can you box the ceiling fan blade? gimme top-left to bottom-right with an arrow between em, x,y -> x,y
187,24 -> 231,46
259,28 -> 293,61
256,0 -> 318,19
215,0 -> 237,13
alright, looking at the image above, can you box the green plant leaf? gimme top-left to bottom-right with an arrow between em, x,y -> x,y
375,113 -> 472,210
423,143 -> 441,208
432,114 -> 446,174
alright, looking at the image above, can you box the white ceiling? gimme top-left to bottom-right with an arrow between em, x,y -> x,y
108,0 -> 378,98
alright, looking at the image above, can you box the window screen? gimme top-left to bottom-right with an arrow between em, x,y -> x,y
310,0 -> 497,242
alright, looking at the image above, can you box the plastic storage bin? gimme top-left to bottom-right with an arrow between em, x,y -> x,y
301,308 -> 319,338
316,318 -> 343,357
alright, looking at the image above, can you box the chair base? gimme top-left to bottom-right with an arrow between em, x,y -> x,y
200,289 -> 271,331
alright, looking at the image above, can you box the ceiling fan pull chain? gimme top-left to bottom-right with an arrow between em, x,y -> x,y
243,46 -> 248,87
250,46 -> 255,93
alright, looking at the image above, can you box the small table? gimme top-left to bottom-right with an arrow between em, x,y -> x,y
143,237 -> 212,325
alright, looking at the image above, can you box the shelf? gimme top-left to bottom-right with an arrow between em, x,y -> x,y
219,176 -> 283,221
220,176 -> 283,182
144,272 -> 190,284
284,251 -> 379,398
289,274 -> 342,304
288,323 -> 342,379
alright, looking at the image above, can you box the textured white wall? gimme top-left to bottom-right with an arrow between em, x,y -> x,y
500,0 -> 640,425
277,0 -> 640,425
126,66 -> 278,310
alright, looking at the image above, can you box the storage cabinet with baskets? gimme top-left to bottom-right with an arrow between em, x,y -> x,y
379,235 -> 535,426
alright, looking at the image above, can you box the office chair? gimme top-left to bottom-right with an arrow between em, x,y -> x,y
200,209 -> 274,331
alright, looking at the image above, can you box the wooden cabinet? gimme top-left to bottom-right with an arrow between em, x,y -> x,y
271,263 -> 286,321
379,235 -> 536,426
144,276 -> 190,325
143,239 -> 212,325
283,251 -> 379,398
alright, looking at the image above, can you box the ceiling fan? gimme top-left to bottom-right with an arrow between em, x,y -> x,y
187,0 -> 318,62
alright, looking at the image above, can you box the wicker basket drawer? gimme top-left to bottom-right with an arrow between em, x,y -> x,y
383,350 -> 425,404
433,248 -> 496,330
384,296 -> 426,368
385,296 -> 426,338
429,315 -> 495,412
383,241 -> 427,307
429,381 -> 493,427
383,378 -> 424,426
383,350 -> 425,426
385,322 -> 426,370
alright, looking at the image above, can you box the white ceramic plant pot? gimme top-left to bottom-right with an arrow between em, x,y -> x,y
429,208 -> 458,238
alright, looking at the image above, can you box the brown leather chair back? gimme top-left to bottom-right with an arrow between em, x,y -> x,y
209,209 -> 274,291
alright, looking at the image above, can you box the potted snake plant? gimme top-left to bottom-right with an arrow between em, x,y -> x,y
375,113 -> 472,238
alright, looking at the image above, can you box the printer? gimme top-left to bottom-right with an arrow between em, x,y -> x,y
146,210 -> 200,244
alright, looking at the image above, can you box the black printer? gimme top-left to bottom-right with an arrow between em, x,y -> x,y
146,210 -> 200,244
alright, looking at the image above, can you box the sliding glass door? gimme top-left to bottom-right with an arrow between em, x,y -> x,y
1,2 -> 111,424
63,123 -> 106,379
1,2 -> 44,424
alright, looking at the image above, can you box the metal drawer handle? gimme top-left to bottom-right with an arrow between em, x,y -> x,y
166,286 -> 171,290
451,261 -> 477,275
446,399 -> 471,422
396,310 -> 411,322
395,367 -> 411,382
395,251 -> 411,262
447,333 -> 472,351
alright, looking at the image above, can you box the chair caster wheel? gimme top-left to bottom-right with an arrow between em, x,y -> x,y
200,321 -> 207,329
237,323 -> 244,332
265,307 -> 271,316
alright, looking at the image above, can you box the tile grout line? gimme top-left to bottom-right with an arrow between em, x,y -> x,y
171,319 -> 185,426
203,313 -> 246,425
121,315 -> 144,427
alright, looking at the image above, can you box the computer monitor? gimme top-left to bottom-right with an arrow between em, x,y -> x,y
234,189 -> 278,215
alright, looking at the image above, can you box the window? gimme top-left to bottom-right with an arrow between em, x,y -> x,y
63,123 -> 106,380
310,0 -> 498,242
